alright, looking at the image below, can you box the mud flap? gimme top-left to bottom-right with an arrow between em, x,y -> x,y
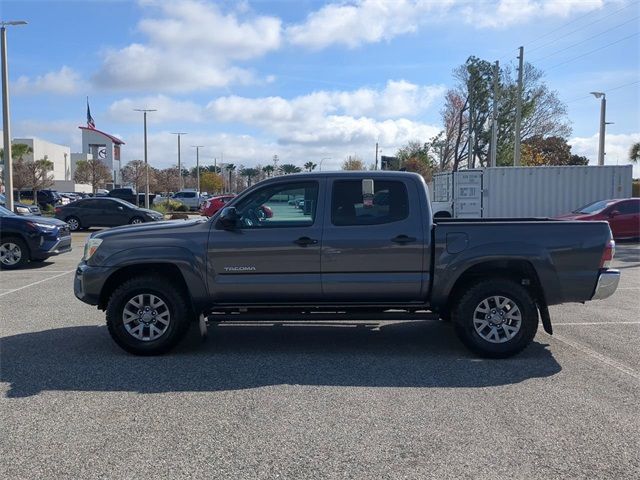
198,313 -> 208,340
538,302 -> 553,335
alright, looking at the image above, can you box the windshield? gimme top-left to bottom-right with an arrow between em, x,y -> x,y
574,200 -> 614,214
112,198 -> 138,209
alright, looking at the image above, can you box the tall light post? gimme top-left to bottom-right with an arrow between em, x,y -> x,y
191,145 -> 204,195
133,108 -> 156,208
1,20 -> 27,211
319,157 -> 331,171
171,132 -> 187,191
590,92 -> 607,166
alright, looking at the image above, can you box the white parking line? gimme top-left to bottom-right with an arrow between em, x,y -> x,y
550,333 -> 640,381
553,321 -> 640,326
0,270 -> 74,298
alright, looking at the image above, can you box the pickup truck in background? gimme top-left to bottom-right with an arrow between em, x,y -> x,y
74,172 -> 620,358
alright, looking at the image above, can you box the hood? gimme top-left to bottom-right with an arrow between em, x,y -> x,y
23,215 -> 67,226
93,218 -> 208,239
139,207 -> 163,217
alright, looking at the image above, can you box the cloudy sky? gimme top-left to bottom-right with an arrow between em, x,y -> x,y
2,0 -> 639,174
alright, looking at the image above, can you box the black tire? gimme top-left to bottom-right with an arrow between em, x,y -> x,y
65,216 -> 81,231
0,237 -> 30,270
106,276 -> 192,355
452,278 -> 538,358
129,216 -> 145,225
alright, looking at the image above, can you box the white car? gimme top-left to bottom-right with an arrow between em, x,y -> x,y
172,191 -> 201,210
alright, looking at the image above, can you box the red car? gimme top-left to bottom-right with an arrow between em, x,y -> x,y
200,195 -> 235,217
556,198 -> 639,240
200,194 -> 273,219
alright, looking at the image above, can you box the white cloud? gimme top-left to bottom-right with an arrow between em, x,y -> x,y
93,0 -> 281,92
107,95 -> 205,123
13,66 -> 83,95
570,131 -> 640,177
462,0 -> 604,29
287,0 -> 606,49
207,80 -> 443,158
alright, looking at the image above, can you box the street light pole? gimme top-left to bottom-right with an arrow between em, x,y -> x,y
319,157 -> 331,171
1,20 -> 27,211
191,145 -> 204,195
171,132 -> 187,191
134,108 -> 156,208
590,92 -> 606,166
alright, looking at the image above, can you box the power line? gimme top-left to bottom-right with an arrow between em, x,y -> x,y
527,1 -> 639,54
530,16 -> 639,63
565,80 -> 640,104
546,32 -> 639,71
524,6 -> 607,46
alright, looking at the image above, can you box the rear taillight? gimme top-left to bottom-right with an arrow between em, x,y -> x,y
55,207 -> 61,214
600,239 -> 615,268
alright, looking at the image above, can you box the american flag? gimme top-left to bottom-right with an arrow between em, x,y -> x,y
86,97 -> 95,129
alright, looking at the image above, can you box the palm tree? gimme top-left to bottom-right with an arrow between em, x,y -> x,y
280,164 -> 302,175
304,161 -> 317,172
225,163 -> 236,192
262,165 -> 275,178
240,167 -> 260,187
630,142 -> 640,163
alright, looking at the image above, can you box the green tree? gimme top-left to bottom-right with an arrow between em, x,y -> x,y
521,136 -> 589,166
304,161 -> 317,172
239,167 -> 260,186
200,171 -> 224,193
74,159 -> 112,193
630,142 -> 640,163
280,164 -> 301,174
262,165 -> 275,177
1,143 -> 33,198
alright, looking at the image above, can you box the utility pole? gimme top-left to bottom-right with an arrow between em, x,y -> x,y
513,46 -> 524,166
134,108 -> 156,208
467,78 -> 474,168
374,142 -> 379,170
171,132 -> 187,191
192,145 -> 204,195
1,20 -> 27,211
490,60 -> 500,168
590,92 -> 607,165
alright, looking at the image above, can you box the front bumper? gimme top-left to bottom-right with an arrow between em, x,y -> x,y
74,261 -> 114,306
591,269 -> 620,300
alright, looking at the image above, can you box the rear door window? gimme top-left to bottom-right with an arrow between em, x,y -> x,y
331,180 -> 409,226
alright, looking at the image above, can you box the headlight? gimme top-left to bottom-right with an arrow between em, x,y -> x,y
83,238 -> 103,261
27,221 -> 57,230
16,206 -> 30,214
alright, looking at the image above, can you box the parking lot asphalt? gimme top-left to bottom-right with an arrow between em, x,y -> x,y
1,231 -> 639,479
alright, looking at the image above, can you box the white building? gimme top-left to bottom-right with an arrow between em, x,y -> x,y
79,126 -> 125,186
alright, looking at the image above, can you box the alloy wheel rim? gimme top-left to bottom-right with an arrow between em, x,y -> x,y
472,295 -> 522,343
68,218 -> 79,230
122,293 -> 171,341
131,218 -> 143,224
0,243 -> 22,266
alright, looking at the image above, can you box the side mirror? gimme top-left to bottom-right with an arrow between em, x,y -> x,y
218,207 -> 239,230
609,210 -> 620,217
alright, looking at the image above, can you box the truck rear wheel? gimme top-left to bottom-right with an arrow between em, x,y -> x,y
452,278 -> 538,358
106,276 -> 192,355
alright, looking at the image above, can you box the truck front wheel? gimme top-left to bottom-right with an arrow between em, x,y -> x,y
452,278 -> 538,358
106,276 -> 192,355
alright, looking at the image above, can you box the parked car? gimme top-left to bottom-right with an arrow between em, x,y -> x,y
200,194 -> 273,219
108,188 -> 156,207
200,194 -> 236,216
172,190 -> 201,210
0,205 -> 71,269
55,197 -> 164,231
555,198 -> 640,240
14,189 -> 63,209
74,171 -> 619,357
0,193 -> 42,216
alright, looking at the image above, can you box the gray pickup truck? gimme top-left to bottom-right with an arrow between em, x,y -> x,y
74,171 -> 620,358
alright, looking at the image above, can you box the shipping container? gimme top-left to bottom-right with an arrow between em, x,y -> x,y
431,165 -> 633,218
